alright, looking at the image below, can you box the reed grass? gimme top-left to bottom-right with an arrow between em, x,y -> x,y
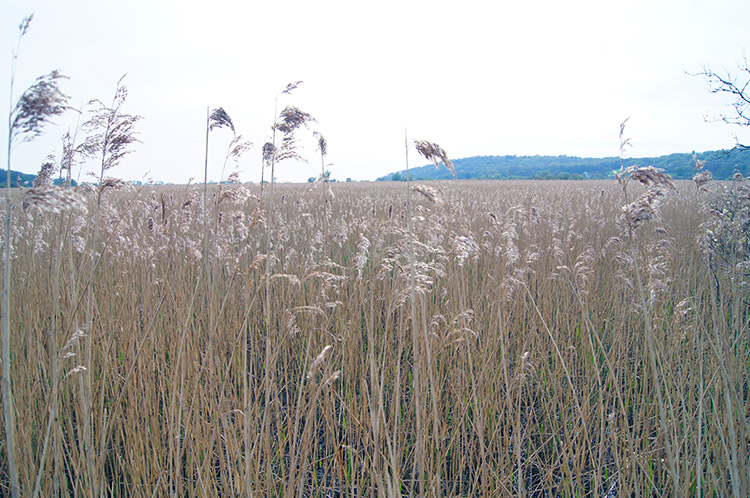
2,173 -> 748,496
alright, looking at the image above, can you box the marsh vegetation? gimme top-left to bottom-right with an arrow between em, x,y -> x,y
3,175 -> 749,496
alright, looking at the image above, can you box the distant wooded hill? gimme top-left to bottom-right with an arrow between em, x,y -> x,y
0,170 -> 76,188
377,149 -> 750,181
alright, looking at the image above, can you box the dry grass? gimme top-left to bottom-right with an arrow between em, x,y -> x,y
1,178 -> 748,496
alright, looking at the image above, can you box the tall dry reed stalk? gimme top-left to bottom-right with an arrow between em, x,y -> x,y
616,119 -> 680,492
403,137 -> 455,496
4,14 -> 68,497
259,81 -> 315,495
77,75 -> 140,496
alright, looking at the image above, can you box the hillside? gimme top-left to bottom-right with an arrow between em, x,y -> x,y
377,149 -> 750,181
0,170 -> 78,188
0,170 -> 36,188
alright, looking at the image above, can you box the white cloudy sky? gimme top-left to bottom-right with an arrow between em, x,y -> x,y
2,0 -> 749,183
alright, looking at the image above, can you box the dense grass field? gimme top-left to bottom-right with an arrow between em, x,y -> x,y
2,178 -> 749,496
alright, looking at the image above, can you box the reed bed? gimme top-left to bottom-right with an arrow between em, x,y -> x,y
1,178 -> 748,497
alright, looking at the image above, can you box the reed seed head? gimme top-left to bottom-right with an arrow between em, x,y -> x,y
275,106 -> 315,134
414,139 -> 456,177
10,70 -> 70,143
308,345 -> 333,379
209,107 -> 235,135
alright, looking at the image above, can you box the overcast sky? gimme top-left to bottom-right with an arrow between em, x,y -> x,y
2,0 -> 750,183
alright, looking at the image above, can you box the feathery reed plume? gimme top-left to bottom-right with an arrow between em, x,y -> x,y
411,184 -> 441,204
453,234 -> 480,267
80,75 -> 140,496
404,136 -> 452,495
307,344 -> 333,379
208,107 -> 235,134
18,13 -> 33,36
22,186 -> 87,214
282,80 -> 303,95
618,166 -> 676,231
354,234 -> 370,279
625,165 -> 676,190
56,107 -> 92,188
312,130 -> 334,260
4,15 -> 70,497
81,78 -> 141,175
32,156 -> 57,187
216,135 -> 252,207
618,117 -> 632,160
201,106 -> 236,266
228,135 -> 252,160
622,184 -> 671,229
262,141 -> 275,163
316,132 -> 328,157
9,71 -> 69,144
313,131 -> 329,181
99,177 -> 130,193
693,170 -> 713,191
274,106 -> 315,135
614,117 -> 633,194
60,131 -> 76,184
615,123 -> 676,232
321,370 -> 341,388
275,135 -> 304,162
616,119 -> 680,491
414,139 -> 456,176
260,81 -> 315,495
692,153 -> 713,192
63,365 -> 87,380
693,152 -> 706,172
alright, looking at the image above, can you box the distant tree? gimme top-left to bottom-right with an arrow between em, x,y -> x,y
52,177 -> 77,186
307,177 -> 315,183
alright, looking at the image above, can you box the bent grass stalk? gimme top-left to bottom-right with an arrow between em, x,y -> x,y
405,137 -> 454,495
82,75 -> 139,495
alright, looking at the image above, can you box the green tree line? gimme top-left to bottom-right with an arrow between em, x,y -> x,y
378,150 -> 750,181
